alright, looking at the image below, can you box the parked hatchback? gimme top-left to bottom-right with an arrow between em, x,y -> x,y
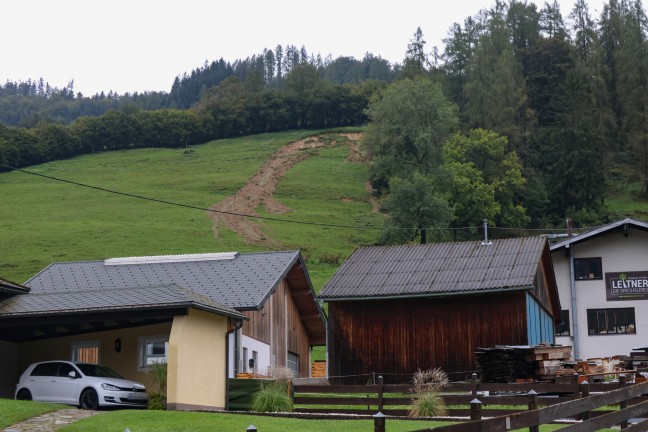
15,361 -> 148,409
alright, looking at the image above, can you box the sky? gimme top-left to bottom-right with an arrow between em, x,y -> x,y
2,0 -> 607,96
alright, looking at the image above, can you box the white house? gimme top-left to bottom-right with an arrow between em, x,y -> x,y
551,218 -> 648,360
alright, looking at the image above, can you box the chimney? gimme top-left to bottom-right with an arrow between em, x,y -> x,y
481,219 -> 492,245
567,218 -> 573,238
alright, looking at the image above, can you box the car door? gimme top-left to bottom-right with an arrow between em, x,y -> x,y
54,362 -> 81,404
27,362 -> 60,402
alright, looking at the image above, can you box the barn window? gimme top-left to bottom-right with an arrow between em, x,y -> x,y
287,352 -> 299,374
587,308 -> 635,335
556,310 -> 570,336
575,258 -> 602,280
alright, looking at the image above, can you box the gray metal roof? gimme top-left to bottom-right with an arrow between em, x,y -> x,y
0,278 -> 30,295
0,284 -> 244,319
550,218 -> 648,251
318,236 -> 548,300
24,251 -> 302,310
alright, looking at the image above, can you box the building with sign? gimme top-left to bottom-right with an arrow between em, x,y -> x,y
551,218 -> 648,360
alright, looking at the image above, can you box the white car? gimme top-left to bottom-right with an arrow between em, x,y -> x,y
15,360 -> 148,409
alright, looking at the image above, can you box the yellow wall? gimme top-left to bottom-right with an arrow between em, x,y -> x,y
18,322 -> 172,386
167,308 -> 228,410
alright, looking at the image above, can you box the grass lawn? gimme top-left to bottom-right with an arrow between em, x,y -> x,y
0,398 -> 65,429
58,410 -> 454,432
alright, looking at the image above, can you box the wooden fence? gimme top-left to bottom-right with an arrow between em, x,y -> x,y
293,374 -> 648,430
294,374 -> 647,418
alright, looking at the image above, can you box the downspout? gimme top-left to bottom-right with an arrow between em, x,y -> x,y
568,246 -> 580,360
225,317 -> 244,410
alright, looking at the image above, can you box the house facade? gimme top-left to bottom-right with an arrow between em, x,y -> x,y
318,236 -> 561,383
0,251 -> 326,409
551,218 -> 648,360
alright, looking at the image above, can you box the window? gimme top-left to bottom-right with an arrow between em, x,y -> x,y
138,336 -> 168,368
71,341 -> 99,364
31,362 -> 60,377
287,352 -> 299,375
587,308 -> 636,335
575,258 -> 602,280
252,351 -> 258,374
556,310 -> 570,336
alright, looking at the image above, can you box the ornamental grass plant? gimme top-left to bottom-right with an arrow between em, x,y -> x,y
251,367 -> 294,413
409,367 -> 449,417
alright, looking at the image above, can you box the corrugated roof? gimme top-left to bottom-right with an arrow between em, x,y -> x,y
550,218 -> 648,250
24,251 -> 302,310
0,278 -> 30,295
318,236 -> 547,300
0,284 -> 244,319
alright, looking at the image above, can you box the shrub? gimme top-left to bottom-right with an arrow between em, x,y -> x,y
251,380 -> 293,413
146,361 -> 168,410
409,367 -> 449,418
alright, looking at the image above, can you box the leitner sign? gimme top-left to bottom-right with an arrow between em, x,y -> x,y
606,271 -> 648,301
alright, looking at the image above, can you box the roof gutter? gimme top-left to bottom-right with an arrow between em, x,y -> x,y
318,285 -> 535,302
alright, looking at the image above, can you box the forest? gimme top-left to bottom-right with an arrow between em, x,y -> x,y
1,0 -> 647,231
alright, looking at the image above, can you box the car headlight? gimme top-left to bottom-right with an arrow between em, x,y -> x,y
101,383 -> 121,391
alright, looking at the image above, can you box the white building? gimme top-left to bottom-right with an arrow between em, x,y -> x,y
551,218 -> 648,360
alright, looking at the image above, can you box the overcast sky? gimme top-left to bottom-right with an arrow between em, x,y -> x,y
2,0 -> 607,96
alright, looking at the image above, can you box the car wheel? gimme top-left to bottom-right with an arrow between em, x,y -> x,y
16,389 -> 32,401
80,388 -> 99,410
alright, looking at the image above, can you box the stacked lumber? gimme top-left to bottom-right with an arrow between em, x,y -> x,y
311,360 -> 326,378
476,346 -> 536,383
530,345 -> 573,378
631,348 -> 648,371
476,345 -> 573,383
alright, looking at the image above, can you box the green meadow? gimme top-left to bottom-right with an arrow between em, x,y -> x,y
0,128 -> 381,290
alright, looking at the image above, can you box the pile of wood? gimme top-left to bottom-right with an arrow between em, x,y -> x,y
529,345 -> 573,379
311,360 -> 326,378
476,345 -> 573,383
630,348 -> 648,371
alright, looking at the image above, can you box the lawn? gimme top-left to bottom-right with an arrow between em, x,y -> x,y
0,398 -> 65,429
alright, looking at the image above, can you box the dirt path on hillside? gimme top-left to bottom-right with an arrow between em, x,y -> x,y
208,133 -> 377,247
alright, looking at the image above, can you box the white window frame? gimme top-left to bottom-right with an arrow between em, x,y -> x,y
138,335 -> 169,370
71,340 -> 100,364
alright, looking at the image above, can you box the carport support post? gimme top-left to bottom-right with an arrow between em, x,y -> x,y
374,412 -> 386,432
471,373 -> 478,398
619,374 -> 628,430
527,390 -> 539,432
470,398 -> 482,421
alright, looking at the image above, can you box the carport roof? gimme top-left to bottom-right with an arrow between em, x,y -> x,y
25,251 -> 304,310
0,284 -> 244,319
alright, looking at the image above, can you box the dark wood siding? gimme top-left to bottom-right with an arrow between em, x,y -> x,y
242,307 -> 271,344
328,293 -> 528,384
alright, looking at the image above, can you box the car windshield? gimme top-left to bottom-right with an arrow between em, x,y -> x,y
76,363 -> 123,379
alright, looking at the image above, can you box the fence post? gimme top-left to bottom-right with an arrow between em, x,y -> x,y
471,373 -> 478,398
527,390 -> 539,432
246,426 -> 257,432
374,412 -> 386,432
619,374 -> 629,430
470,398 -> 482,421
377,375 -> 384,413
580,380 -> 590,421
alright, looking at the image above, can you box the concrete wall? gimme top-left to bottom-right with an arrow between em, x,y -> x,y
167,308 -> 228,410
552,229 -> 648,359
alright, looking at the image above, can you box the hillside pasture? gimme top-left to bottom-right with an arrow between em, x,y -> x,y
0,128 -> 378,288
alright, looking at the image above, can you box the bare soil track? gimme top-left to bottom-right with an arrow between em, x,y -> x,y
208,133 -> 373,247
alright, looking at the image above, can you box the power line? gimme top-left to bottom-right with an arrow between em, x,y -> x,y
0,164 -> 597,234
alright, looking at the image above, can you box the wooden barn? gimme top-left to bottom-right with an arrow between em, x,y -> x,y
317,236 -> 561,383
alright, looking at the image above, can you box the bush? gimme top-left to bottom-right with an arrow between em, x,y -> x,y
251,380 -> 293,413
146,361 -> 168,410
409,367 -> 449,418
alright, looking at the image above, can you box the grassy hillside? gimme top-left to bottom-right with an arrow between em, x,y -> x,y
0,128 -> 382,290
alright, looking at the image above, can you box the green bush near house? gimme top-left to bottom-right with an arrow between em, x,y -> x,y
146,361 -> 167,410
250,379 -> 293,413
